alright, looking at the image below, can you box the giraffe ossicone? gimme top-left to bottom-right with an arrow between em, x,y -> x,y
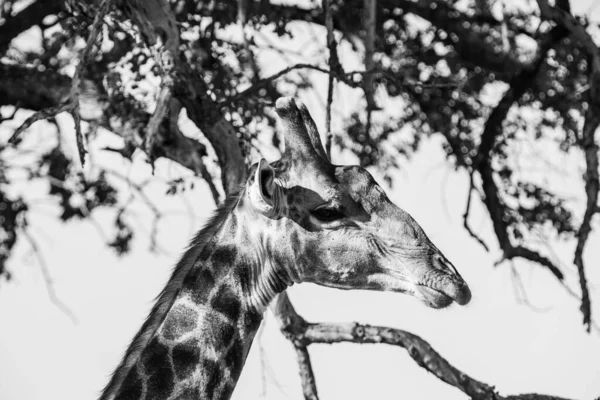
100,97 -> 471,400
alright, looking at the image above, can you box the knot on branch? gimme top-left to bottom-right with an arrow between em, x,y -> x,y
409,345 -> 419,359
352,323 -> 366,340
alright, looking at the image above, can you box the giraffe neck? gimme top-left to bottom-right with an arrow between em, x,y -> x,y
100,193 -> 291,400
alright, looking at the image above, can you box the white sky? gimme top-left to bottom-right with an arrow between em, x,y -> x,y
1,1 -> 600,400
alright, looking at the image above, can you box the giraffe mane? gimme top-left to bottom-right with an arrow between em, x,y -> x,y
98,188 -> 244,400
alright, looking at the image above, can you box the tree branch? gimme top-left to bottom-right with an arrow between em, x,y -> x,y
293,345 -> 319,400
117,0 -> 246,194
324,0 -> 337,159
220,63 -> 362,108
272,293 -> 319,400
537,0 -> 599,331
272,293 -> 572,400
7,0 -> 111,165
363,0 -> 377,141
7,102 -> 74,145
69,0 -> 112,166
0,63 -> 220,203
120,0 -> 179,166
260,0 -> 527,81
474,26 -> 568,281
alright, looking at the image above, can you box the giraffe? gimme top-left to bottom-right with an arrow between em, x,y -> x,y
99,97 -> 471,400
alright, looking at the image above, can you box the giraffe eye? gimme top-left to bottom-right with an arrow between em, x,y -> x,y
312,207 -> 344,222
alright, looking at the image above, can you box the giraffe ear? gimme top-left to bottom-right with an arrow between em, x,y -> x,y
248,158 -> 277,215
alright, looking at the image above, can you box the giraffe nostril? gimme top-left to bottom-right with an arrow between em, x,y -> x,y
436,254 -> 461,278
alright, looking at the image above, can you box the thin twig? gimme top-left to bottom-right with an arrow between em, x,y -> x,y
509,261 -> 551,313
21,229 -> 78,324
144,87 -> 173,167
325,81 -> 334,159
219,62 -> 458,110
105,170 -> 165,252
220,64 -> 353,107
8,103 -> 73,144
555,278 -> 600,336
463,171 -> 489,251
70,0 -> 112,166
324,0 -> 336,160
363,0 -> 377,140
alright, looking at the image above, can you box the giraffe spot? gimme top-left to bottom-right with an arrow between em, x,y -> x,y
146,367 -> 175,400
200,359 -> 222,398
182,266 -> 215,305
171,387 -> 199,400
223,338 -> 244,381
245,308 -> 263,329
172,338 -> 200,379
114,367 -> 142,400
220,381 -> 235,400
141,337 -> 170,369
141,338 -> 175,400
210,245 -> 237,266
162,305 -> 198,341
213,319 -> 236,350
210,284 -> 241,321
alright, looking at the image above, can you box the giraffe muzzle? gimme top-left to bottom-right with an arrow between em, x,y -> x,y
415,254 -> 471,308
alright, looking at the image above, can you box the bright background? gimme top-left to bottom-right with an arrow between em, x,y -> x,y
1,1 -> 600,399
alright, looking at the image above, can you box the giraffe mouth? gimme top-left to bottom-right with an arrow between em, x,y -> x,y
415,280 -> 471,309
415,285 -> 455,309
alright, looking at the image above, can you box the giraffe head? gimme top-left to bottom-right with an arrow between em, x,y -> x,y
244,97 -> 471,309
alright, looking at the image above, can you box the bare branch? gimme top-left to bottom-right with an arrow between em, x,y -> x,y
294,346 -> 319,400
501,247 -> 563,280
325,77 -> 334,160
574,107 -> 599,331
324,0 -> 338,159
8,102 -> 73,145
272,293 -> 319,400
221,64 -> 350,108
104,170 -> 166,252
536,0 -> 599,331
272,293 -> 570,400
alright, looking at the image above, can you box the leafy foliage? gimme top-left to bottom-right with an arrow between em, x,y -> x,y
0,0 -> 597,329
